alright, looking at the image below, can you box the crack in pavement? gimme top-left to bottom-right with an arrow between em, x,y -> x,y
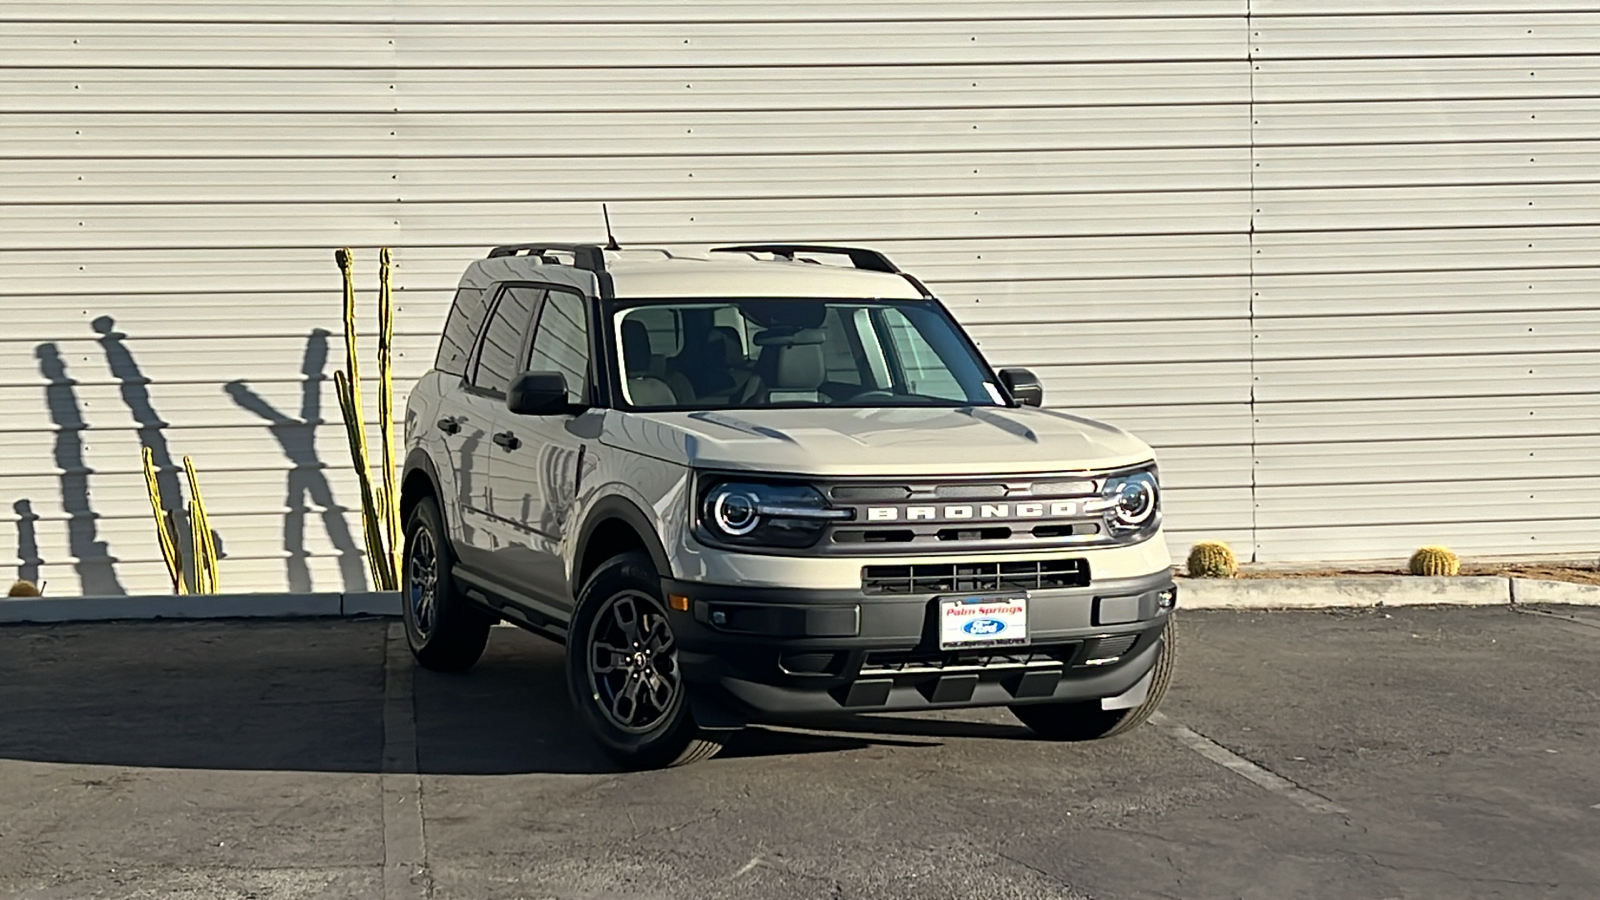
994,849 -> 1092,897
383,623 -> 432,900
1355,851 -> 1562,889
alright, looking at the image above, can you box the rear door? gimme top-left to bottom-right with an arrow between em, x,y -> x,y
423,284 -> 490,546
486,286 -> 597,615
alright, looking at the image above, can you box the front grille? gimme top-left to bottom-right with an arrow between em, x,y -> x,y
861,558 -> 1090,595
809,470 -> 1146,556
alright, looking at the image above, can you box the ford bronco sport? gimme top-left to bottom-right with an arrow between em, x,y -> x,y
399,243 -> 1177,769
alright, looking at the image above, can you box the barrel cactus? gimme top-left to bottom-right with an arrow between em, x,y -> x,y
7,579 -> 41,597
1408,546 -> 1460,577
1186,541 -> 1238,578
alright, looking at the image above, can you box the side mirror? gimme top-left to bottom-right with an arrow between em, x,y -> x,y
507,371 -> 573,416
998,368 -> 1044,408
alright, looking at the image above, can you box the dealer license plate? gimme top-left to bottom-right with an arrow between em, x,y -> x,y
938,594 -> 1028,650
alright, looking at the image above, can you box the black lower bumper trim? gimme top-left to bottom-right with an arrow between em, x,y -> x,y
663,569 -> 1175,722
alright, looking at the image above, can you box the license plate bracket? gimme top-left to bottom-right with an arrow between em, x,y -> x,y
937,593 -> 1028,650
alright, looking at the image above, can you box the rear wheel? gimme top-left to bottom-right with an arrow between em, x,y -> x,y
1011,617 -> 1177,741
403,496 -> 493,673
566,551 -> 725,769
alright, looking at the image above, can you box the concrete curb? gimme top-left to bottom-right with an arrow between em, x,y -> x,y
3,577 -> 1597,624
1179,576 -> 1600,610
1509,578 -> 1600,605
0,591 -> 401,624
343,591 -> 405,617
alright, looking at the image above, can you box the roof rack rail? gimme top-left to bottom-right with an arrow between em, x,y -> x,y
486,243 -> 606,273
711,243 -> 935,298
710,244 -> 901,274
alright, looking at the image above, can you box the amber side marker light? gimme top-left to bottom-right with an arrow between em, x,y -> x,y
668,594 -> 691,612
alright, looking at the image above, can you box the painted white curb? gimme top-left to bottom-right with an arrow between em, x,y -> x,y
1178,576 -> 1509,609
1510,578 -> 1600,605
0,591 -> 403,624
1179,576 -> 1600,610
3,578 -> 1596,625
0,593 -> 342,624
344,591 -> 405,616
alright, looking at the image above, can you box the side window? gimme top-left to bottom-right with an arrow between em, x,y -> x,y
471,285 -> 542,395
435,286 -> 488,377
527,289 -> 591,404
877,308 -> 965,399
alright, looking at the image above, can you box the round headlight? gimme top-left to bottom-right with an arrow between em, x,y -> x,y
1097,469 -> 1159,534
1113,477 -> 1156,527
710,487 -> 761,536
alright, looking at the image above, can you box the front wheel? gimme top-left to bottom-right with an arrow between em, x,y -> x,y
1011,617 -> 1178,741
566,551 -> 725,769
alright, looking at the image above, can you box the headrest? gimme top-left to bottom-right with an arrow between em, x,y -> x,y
708,326 -> 743,363
621,319 -> 651,376
753,327 -> 825,348
772,342 -> 825,390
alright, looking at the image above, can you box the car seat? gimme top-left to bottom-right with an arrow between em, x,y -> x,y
621,319 -> 678,407
665,325 -> 752,404
733,327 -> 826,405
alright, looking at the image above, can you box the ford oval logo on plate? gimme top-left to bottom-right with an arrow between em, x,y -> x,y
963,618 -> 1006,636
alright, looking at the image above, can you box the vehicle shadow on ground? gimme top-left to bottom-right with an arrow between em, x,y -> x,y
0,620 -> 1030,777
418,627 -> 1017,774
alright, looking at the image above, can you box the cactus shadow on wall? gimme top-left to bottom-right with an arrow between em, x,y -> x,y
225,329 -> 367,593
13,499 -> 42,585
34,342 -> 125,596
92,315 -> 197,588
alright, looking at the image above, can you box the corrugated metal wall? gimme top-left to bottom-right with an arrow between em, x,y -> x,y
1251,3 -> 1600,562
1,2 -> 1595,596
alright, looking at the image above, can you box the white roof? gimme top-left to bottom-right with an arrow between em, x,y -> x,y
464,246 -> 928,301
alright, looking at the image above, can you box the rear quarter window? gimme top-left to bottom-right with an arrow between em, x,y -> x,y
434,287 -> 489,376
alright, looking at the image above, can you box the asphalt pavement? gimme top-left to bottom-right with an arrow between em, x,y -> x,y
1,605 -> 1596,900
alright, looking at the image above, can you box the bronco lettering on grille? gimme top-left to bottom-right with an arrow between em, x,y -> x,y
863,501 -> 1081,523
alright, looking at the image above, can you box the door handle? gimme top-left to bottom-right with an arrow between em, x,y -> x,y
493,430 -> 521,450
437,417 -> 461,435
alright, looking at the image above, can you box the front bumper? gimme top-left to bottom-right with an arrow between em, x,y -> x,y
662,569 -> 1176,725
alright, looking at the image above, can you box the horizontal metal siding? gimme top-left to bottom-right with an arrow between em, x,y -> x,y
0,5 -> 1255,594
0,2 -> 1250,22
1250,8 -> 1600,562
6,3 -> 1593,593
1,20 -> 1249,66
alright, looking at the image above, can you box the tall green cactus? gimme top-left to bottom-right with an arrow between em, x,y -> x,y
332,247 -> 399,592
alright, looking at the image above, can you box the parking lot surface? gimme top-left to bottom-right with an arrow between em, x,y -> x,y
1,605 -> 1596,900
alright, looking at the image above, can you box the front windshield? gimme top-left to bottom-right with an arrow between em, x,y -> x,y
610,298 -> 1008,411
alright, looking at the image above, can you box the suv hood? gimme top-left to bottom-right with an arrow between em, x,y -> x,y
602,406 -> 1155,477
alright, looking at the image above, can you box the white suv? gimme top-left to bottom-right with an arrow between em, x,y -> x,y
399,243 -> 1177,769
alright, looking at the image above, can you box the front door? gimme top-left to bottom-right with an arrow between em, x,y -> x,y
454,283 -> 542,569
486,286 -> 596,617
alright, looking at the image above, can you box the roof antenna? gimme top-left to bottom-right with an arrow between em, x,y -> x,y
602,203 -> 620,251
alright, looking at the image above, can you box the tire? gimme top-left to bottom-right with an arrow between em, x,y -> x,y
403,496 -> 493,673
566,551 -> 725,769
1011,616 -> 1178,741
